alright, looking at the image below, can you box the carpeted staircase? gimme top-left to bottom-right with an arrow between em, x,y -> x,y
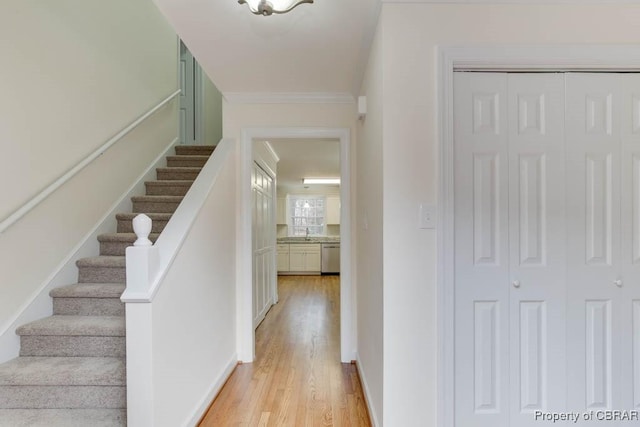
0,145 -> 215,426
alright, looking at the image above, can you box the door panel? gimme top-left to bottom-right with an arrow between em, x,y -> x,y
252,162 -> 275,328
565,74 -> 623,423
455,72 -> 510,427
507,73 -> 566,427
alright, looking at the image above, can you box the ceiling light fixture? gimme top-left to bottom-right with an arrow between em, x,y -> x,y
238,0 -> 313,16
302,178 -> 340,185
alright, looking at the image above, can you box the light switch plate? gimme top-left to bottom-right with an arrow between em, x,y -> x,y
419,204 -> 437,229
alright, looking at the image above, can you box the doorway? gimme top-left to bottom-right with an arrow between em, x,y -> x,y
238,127 -> 353,364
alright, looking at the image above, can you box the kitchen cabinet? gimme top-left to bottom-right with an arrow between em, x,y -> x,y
288,244 -> 321,272
277,244 -> 290,272
326,196 -> 340,225
276,197 -> 287,225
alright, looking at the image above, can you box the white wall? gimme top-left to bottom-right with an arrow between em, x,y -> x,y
150,148 -> 237,426
203,75 -> 223,145
0,0 -> 177,350
356,16 -> 384,427
377,3 -> 640,426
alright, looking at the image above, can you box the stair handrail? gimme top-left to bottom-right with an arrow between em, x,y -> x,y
0,89 -> 181,234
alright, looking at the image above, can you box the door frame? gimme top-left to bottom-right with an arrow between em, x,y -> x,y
438,44 -> 640,427
237,127 -> 353,363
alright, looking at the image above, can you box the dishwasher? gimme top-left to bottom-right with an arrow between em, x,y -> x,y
321,243 -> 340,274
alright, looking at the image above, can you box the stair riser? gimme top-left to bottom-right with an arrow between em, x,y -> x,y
78,267 -> 126,284
20,337 -> 125,358
145,183 -> 193,196
117,218 -> 169,234
175,146 -> 214,156
166,158 -> 208,167
0,386 -> 125,409
132,200 -> 180,214
53,298 -> 124,316
156,169 -> 200,180
99,241 -> 133,256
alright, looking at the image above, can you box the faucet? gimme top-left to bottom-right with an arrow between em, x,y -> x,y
305,227 -> 310,240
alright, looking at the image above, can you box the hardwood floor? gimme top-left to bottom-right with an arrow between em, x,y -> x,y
199,275 -> 371,427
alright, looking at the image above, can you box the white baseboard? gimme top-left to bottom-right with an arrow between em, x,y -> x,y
0,138 -> 179,364
184,354 -> 238,427
356,354 -> 381,427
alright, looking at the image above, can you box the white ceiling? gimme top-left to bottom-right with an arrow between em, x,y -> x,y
153,0 -> 381,96
267,138 -> 340,192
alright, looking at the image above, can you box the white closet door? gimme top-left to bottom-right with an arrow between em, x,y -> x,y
507,73 -> 567,427
454,72 -> 566,427
565,74 -> 624,422
252,162 -> 275,328
620,74 -> 640,415
454,73 -> 510,427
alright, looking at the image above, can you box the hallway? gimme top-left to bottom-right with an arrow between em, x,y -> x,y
199,276 -> 371,426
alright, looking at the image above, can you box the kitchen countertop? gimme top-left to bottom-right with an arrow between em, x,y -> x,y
277,237 -> 340,244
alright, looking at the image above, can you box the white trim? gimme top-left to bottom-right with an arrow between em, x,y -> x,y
224,92 -> 355,105
195,64 -> 205,145
183,355 -> 238,427
0,90 -> 181,234
264,141 -> 280,163
238,127 -> 354,363
356,356 -> 381,427
0,137 -> 179,364
437,44 -> 640,427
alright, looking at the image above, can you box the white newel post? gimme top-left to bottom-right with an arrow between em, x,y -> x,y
123,214 -> 160,427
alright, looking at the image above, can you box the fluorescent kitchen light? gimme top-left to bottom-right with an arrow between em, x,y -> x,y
302,178 -> 340,185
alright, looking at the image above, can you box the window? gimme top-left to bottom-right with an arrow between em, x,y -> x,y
288,195 -> 325,236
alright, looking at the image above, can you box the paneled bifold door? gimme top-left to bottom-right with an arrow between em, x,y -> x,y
252,162 -> 275,328
454,72 -> 640,427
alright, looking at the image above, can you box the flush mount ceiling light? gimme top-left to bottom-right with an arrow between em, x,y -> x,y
302,178 -> 340,185
238,0 -> 313,16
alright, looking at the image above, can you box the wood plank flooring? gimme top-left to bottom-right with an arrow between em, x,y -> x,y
199,275 -> 371,427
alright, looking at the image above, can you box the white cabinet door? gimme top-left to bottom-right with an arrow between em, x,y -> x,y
326,196 -> 340,224
305,246 -> 321,271
276,197 -> 287,225
289,247 -> 305,271
277,244 -> 289,272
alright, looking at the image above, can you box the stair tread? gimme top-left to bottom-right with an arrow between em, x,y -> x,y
97,232 -> 160,243
76,256 -> 125,268
166,155 -> 210,160
156,166 -> 202,171
116,212 -> 172,220
145,180 -> 194,186
175,144 -> 215,151
16,316 -> 124,337
130,195 -> 183,202
0,357 -> 125,386
50,284 -> 125,299
0,409 -> 126,427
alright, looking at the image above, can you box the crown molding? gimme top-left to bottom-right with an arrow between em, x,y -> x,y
223,92 -> 355,105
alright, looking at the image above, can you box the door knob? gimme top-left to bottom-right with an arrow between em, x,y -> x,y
614,279 -> 623,287
512,280 -> 521,288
